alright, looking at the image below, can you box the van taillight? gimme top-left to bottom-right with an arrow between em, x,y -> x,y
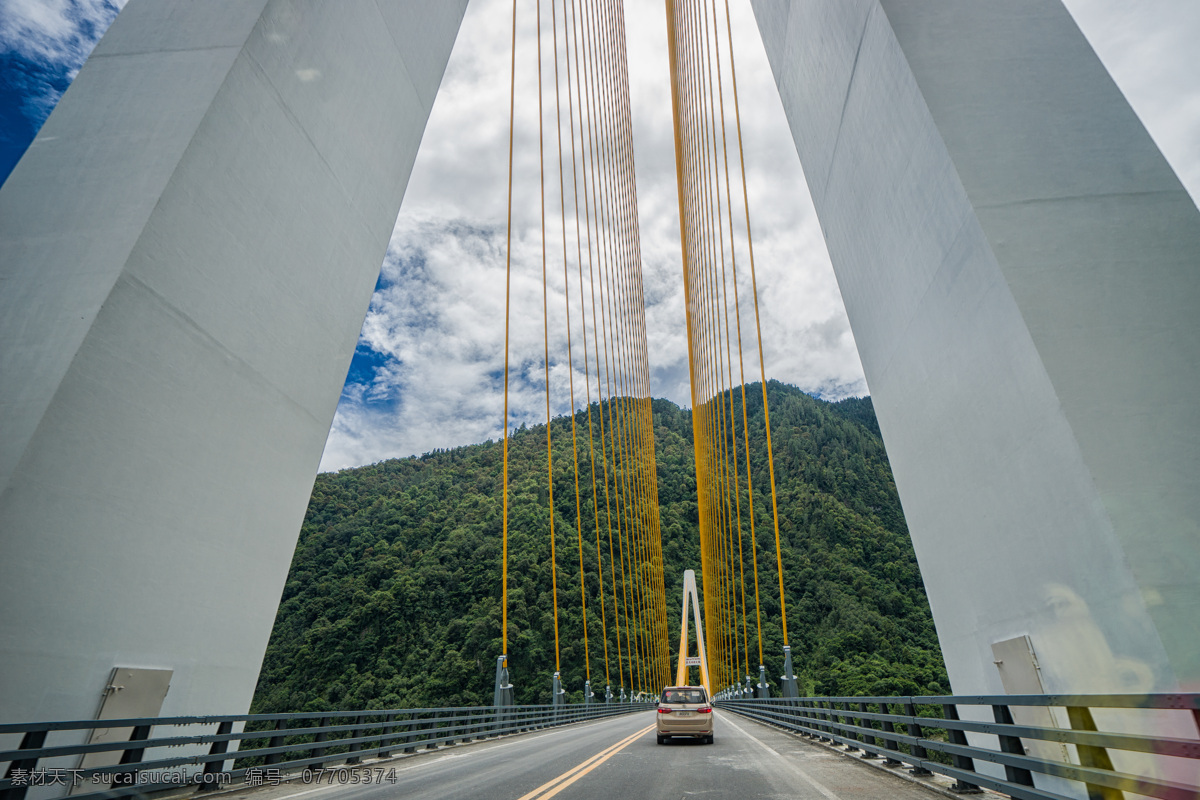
657,707 -> 672,714
697,706 -> 712,713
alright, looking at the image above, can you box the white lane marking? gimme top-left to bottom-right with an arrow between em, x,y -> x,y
721,715 -> 843,800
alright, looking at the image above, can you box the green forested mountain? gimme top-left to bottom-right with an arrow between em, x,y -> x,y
250,382 -> 947,713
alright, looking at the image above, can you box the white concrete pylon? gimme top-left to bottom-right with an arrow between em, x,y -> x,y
0,0 -> 469,725
675,570 -> 711,692
749,0 -> 1200,694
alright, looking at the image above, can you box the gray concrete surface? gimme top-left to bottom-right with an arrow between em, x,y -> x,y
0,0 -> 467,725
750,0 -> 1200,699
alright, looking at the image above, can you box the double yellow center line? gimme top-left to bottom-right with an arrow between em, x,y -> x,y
516,724 -> 654,800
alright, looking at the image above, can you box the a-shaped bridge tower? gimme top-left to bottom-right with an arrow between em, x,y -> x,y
1,0 -> 1198,732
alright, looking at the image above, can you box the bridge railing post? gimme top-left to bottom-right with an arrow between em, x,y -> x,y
462,708 -> 476,743
834,702 -> 852,750
110,723 -> 153,788
425,709 -> 438,745
856,702 -> 876,757
791,696 -> 809,736
811,705 -> 830,743
402,712 -> 419,754
378,713 -> 395,757
1,729 -> 47,800
310,717 -> 331,767
424,711 -> 440,750
264,718 -> 288,766
991,704 -> 1035,788
199,720 -> 232,791
1065,705 -> 1126,800
801,700 -> 814,737
810,700 -> 823,739
879,702 -> 902,765
903,700 -> 932,776
346,715 -> 365,764
942,703 -> 982,794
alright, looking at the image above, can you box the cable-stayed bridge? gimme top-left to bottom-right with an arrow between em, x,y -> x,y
2,0 -> 1200,798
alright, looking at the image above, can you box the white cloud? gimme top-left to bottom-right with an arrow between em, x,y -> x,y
321,0 -> 1200,471
0,0 -> 126,66
4,0 -> 1190,472
319,213 -> 620,470
15,0 -> 1192,472
320,0 -> 868,470
0,0 -> 126,120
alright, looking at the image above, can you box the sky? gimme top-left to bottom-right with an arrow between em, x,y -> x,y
1,0 -> 1197,473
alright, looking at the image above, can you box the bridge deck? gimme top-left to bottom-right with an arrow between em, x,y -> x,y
208,710 -> 948,800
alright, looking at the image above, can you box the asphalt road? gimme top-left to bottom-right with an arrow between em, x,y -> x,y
217,710 -> 944,800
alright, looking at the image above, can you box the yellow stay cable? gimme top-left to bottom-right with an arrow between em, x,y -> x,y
500,0 -> 662,696
536,0 -> 563,675
588,57 -> 633,690
600,0 -> 649,695
614,0 -> 667,689
705,0 -> 734,690
501,0 -> 519,659
583,0 -> 636,693
610,19 -> 653,695
570,0 -> 625,695
665,0 -> 706,690
699,0 -> 744,684
700,4 -> 733,689
682,0 -> 721,686
587,0 -> 636,693
681,0 -> 792,676
706,128 -> 736,689
706,0 -> 752,680
563,0 -> 610,690
720,0 -> 788,647
602,8 -> 652,691
551,0 -> 591,686
666,0 -> 792,689
693,0 -> 730,685
680,0 -> 708,676
574,0 -> 618,693
703,0 -> 764,671
590,5 -> 623,683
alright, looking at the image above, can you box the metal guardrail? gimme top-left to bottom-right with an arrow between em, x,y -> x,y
0,702 -> 647,800
717,694 -> 1200,800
